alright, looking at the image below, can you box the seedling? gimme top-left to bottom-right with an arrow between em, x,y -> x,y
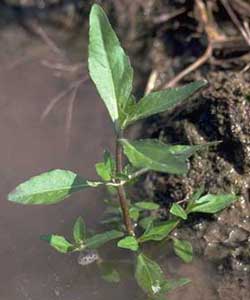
8,4 -> 237,299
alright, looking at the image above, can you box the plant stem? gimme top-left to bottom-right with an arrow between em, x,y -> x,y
115,131 -> 134,235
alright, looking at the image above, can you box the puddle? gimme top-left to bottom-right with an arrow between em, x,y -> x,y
0,23 -> 249,300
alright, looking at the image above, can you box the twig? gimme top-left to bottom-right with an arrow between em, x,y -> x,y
161,0 -> 215,88
220,0 -> 250,46
115,131 -> 134,235
65,85 -> 79,149
163,43 -> 213,88
40,76 -> 88,121
29,20 -> 64,57
152,8 -> 186,25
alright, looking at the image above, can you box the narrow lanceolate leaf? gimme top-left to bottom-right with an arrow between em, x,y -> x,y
88,4 -> 133,126
139,220 -> 178,243
85,230 -> 124,249
135,253 -> 166,297
40,235 -> 74,253
161,278 -> 191,293
95,150 -> 115,181
188,194 -> 237,214
134,201 -> 160,210
121,139 -> 216,175
73,217 -> 86,244
124,80 -> 207,127
170,203 -> 187,220
117,236 -> 139,251
8,169 -> 101,205
120,139 -> 187,175
173,239 -> 193,263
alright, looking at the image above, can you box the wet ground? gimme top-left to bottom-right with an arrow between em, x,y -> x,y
0,22 -> 249,300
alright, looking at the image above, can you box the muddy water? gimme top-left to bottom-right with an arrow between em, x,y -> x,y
0,24 -> 229,300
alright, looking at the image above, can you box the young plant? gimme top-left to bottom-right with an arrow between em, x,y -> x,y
7,4 -> 237,299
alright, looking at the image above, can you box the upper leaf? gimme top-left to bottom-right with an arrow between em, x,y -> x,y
40,234 -> 74,253
8,169 -> 101,205
123,80 -> 207,127
188,194 -> 237,214
73,217 -> 86,244
85,230 -> 124,249
88,4 -> 133,126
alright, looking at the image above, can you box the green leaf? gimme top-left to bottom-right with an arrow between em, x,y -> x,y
135,201 -> 160,210
161,278 -> 191,293
121,139 -> 217,175
186,185 -> 204,212
124,80 -> 207,127
139,216 -> 157,230
117,236 -> 139,251
135,253 -> 166,297
73,217 -> 86,244
129,207 -> 140,221
170,203 -> 187,220
120,139 -> 188,175
189,194 -> 237,214
8,169 -> 101,205
40,234 -> 74,253
172,239 -> 193,263
88,4 -> 133,126
95,150 -> 115,181
85,230 -> 124,249
99,262 -> 120,283
139,220 -> 178,242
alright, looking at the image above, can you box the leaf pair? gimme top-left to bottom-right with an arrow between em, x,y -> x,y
88,4 -> 207,131
41,216 -> 124,254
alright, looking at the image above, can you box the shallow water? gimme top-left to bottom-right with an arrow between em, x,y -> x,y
0,23 -> 248,300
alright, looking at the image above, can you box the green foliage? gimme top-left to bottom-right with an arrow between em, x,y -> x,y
135,253 -> 170,298
170,203 -> 187,220
117,236 -> 139,251
95,150 -> 115,181
99,262 -> 121,283
123,80 -> 207,127
188,194 -> 237,214
129,207 -> 140,222
8,169 -> 101,205
135,201 -> 160,210
139,220 -> 178,243
85,230 -> 124,249
120,139 -> 213,175
73,217 -> 86,244
172,238 -> 193,263
40,234 -> 74,253
88,4 -> 133,129
7,3 -> 238,299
